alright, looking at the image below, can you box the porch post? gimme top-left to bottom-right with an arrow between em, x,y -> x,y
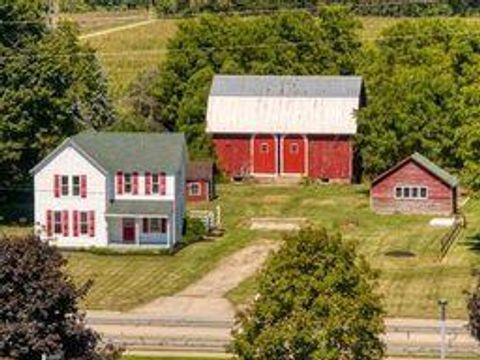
135,218 -> 140,245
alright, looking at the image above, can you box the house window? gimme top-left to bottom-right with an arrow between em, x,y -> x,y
189,182 -> 201,196
61,176 -> 69,196
395,186 -> 428,200
80,212 -> 88,235
54,211 -> 62,234
290,143 -> 299,154
142,218 -> 167,234
152,173 -> 159,194
124,173 -> 132,193
261,143 -> 269,153
72,176 -> 80,196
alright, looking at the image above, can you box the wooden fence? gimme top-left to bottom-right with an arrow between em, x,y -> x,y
440,214 -> 466,260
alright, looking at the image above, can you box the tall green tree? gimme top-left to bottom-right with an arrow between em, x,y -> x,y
357,19 -> 480,189
137,7 -> 360,157
232,227 -> 385,360
0,235 -> 122,359
0,1 -> 115,188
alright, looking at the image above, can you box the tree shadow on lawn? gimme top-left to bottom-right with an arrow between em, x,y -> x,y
460,232 -> 480,253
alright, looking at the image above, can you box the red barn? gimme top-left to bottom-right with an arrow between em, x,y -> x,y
371,153 -> 459,215
206,75 -> 364,182
186,161 -> 214,202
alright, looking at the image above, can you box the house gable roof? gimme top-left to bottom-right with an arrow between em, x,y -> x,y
372,152 -> 459,188
31,131 -> 187,175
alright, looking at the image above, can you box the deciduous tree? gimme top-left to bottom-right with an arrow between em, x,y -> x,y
0,235 -> 121,360
232,227 -> 385,360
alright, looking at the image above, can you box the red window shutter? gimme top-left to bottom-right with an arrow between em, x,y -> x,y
133,172 -> 139,195
145,172 -> 151,195
73,210 -> 79,237
62,210 -> 69,236
116,171 -> 123,195
54,175 -> 60,198
88,211 -> 95,237
80,175 -> 87,198
46,210 -> 53,237
159,172 -> 166,196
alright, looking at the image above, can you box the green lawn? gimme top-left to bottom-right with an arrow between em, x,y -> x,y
123,357 -> 224,360
63,184 -> 480,318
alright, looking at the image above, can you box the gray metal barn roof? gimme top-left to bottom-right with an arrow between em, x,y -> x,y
210,75 -> 363,98
207,75 -> 363,135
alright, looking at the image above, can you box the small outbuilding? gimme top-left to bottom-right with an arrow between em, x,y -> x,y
371,153 -> 458,215
186,161 -> 215,202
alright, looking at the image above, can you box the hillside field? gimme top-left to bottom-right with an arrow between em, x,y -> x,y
81,15 -> 480,107
1,184 -> 474,318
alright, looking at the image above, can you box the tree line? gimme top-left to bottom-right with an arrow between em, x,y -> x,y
126,8 -> 480,190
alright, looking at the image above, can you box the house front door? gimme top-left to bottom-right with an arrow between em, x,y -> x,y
122,218 -> 135,243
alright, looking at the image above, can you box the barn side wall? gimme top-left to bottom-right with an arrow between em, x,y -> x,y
213,135 -> 251,177
308,135 -> 353,182
371,161 -> 454,215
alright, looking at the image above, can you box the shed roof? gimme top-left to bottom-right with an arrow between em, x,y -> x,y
187,161 -> 213,181
206,75 -> 363,135
31,131 -> 187,175
106,200 -> 172,216
372,152 -> 459,188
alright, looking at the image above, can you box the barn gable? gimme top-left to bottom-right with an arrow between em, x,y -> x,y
206,75 -> 363,135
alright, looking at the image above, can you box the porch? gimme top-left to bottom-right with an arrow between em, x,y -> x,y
106,200 -> 173,248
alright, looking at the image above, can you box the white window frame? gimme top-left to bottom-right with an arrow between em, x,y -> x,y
61,176 -> 69,196
54,211 -> 62,234
80,211 -> 88,235
152,173 -> 159,194
394,185 -> 428,200
72,175 -> 80,196
124,173 -> 132,194
189,182 -> 201,196
142,218 -> 167,234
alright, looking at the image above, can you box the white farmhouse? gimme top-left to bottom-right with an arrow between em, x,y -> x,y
30,131 -> 187,249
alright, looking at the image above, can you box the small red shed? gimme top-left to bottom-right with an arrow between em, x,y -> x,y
371,153 -> 458,215
186,161 -> 215,202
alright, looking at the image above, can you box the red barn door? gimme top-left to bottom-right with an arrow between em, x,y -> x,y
253,135 -> 276,174
282,135 -> 305,174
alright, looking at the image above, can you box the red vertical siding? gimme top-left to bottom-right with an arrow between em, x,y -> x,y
213,135 -> 251,177
371,160 -> 455,215
308,135 -> 352,181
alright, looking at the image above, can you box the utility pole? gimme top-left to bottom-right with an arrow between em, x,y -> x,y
438,299 -> 448,360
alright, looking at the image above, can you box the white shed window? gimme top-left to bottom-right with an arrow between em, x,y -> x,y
394,186 -> 428,200
290,143 -> 299,154
260,143 -> 269,153
189,182 -> 201,196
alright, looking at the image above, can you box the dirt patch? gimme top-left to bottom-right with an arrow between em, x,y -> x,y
250,217 -> 307,231
301,198 -> 336,207
262,195 -> 290,204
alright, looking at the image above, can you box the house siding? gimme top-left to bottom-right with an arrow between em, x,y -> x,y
34,146 -> 108,247
371,161 -> 455,215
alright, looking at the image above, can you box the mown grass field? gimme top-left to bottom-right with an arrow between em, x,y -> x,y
2,183 -> 479,317
48,183 -> 480,318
